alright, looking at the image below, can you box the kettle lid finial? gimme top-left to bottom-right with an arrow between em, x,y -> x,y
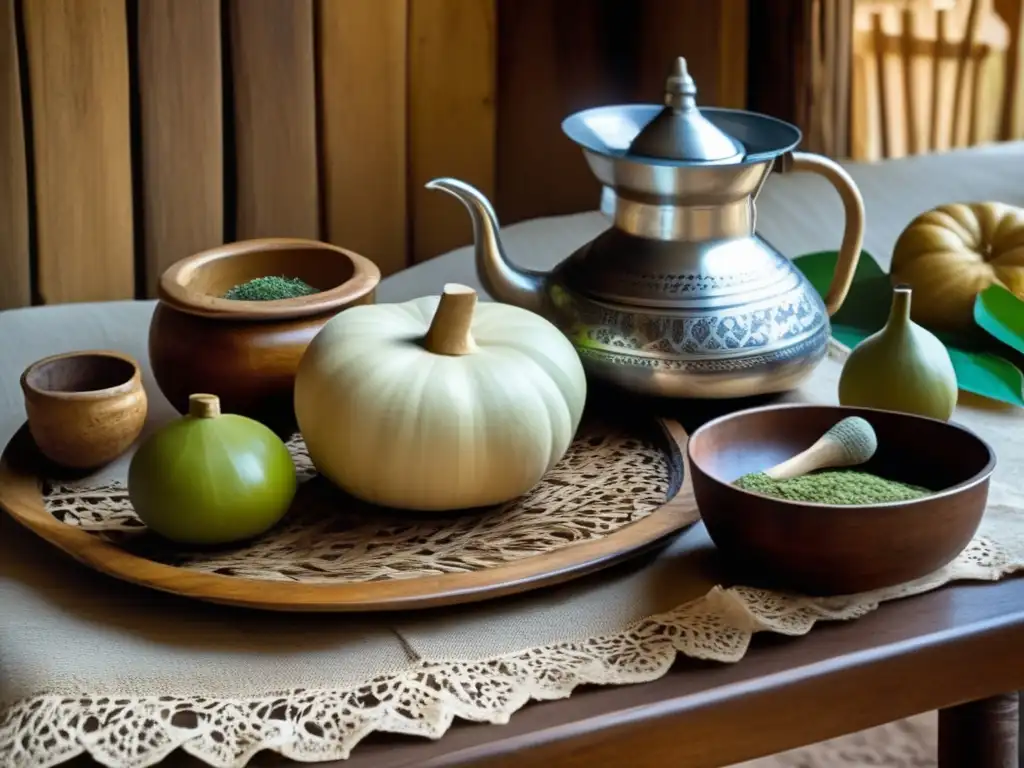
665,56 -> 696,107
626,56 -> 744,163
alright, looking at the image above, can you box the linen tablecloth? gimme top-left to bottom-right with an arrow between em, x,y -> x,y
2,143 -> 1024,768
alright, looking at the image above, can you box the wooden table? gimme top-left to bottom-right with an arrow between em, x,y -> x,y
26,142 -> 1024,766
303,398 -> 1024,768
62,501 -> 1024,768
57,382 -> 1024,768
329,571 -> 1024,767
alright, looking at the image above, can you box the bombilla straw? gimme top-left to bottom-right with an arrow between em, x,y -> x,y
763,416 -> 878,481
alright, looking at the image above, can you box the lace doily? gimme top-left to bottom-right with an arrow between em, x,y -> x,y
41,420 -> 678,583
5,366 -> 1024,768
3,503 -> 1023,768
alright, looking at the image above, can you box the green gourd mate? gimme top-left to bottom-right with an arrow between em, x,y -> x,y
838,283 -> 958,421
128,394 -> 297,545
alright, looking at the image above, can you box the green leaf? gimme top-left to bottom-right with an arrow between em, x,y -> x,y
829,275 -> 894,335
795,250 -> 1024,408
793,251 -> 892,334
974,284 -> 1024,356
830,323 -> 871,350
947,348 -> 1024,407
794,249 -> 886,297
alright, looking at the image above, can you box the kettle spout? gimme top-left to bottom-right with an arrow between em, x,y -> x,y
425,178 -> 546,314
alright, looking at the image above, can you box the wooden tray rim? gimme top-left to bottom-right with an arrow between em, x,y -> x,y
0,419 -> 697,612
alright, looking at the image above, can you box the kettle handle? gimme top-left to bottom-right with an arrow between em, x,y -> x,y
776,151 -> 865,316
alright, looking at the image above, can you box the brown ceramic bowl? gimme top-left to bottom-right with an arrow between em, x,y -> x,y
687,404 -> 995,596
150,238 -> 380,431
21,350 -> 148,470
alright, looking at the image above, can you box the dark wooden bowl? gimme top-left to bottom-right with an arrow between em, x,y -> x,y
150,238 -> 380,432
687,403 -> 996,596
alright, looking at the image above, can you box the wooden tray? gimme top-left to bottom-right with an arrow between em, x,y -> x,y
0,417 -> 697,612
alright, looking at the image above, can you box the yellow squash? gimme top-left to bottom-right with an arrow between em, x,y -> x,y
890,202 -> 1024,332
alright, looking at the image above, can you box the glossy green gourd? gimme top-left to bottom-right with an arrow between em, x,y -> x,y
838,284 -> 958,421
128,393 -> 297,545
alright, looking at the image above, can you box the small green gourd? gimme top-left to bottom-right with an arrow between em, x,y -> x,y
838,284 -> 958,421
128,393 -> 297,545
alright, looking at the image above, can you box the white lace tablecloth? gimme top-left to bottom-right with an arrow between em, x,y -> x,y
3,145 -> 1024,768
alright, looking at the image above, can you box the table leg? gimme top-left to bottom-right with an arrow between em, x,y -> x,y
938,692 -> 1019,768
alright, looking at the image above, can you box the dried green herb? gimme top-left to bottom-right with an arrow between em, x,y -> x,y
734,469 -> 930,505
223,276 -> 320,301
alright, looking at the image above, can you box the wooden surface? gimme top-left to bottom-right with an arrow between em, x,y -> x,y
495,0 -> 750,227
0,1 -> 748,304
63,549 -> 1024,768
746,0 -> 1024,160
0,0 -> 29,309
149,302 -> 351,432
0,419 -> 697,612
34,382 -> 1024,767
229,0 -> 319,240
156,238 -> 380,320
311,577 -> 1024,768
939,692 -> 1019,767
852,0 -> 1013,160
804,0 -> 856,156
494,0 -> 607,225
137,0 -> 223,297
408,0 -> 497,264
22,0 -> 135,304
317,0 -> 408,277
996,0 -> 1024,139
746,0 -> 815,150
717,0 -> 750,109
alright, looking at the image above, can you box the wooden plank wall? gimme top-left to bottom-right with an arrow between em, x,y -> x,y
0,0 -> 29,308
230,0 -> 320,240
23,0 -> 135,305
497,0 -> 748,226
136,0 -> 223,297
0,0 -> 747,310
318,0 -> 408,277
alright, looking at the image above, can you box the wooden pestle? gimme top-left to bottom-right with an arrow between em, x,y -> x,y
763,416 -> 878,481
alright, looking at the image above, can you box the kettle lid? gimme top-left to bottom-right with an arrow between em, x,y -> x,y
626,57 -> 744,163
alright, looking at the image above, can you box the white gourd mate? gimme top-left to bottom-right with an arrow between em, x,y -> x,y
294,283 -> 588,511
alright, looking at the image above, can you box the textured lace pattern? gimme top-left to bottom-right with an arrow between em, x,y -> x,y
3,529 -> 1022,768
6,371 -> 1024,768
41,423 -> 676,583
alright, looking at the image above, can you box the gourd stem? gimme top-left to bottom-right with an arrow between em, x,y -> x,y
189,393 -> 221,419
888,284 -> 913,328
424,283 -> 479,356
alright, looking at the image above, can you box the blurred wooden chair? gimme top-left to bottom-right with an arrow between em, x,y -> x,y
996,0 -> 1024,138
803,0 -> 855,157
851,0 -> 1014,159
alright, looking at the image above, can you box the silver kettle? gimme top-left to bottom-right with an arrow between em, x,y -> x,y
428,57 -> 865,399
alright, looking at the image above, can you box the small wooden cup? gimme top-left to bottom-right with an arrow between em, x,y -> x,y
21,350 -> 148,470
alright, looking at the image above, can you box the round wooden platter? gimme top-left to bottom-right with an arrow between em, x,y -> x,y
0,419 -> 699,612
